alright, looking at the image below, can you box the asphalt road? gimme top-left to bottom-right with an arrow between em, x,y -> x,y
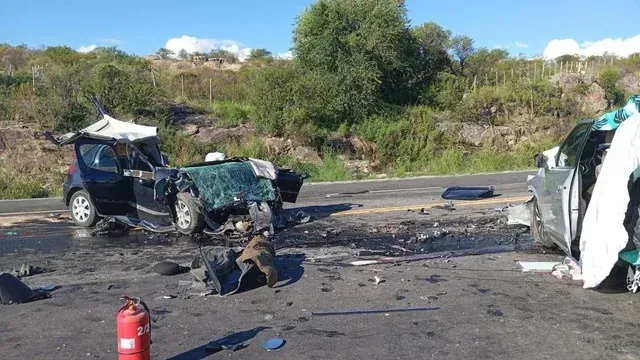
0,170 -> 534,216
2,169 -> 637,360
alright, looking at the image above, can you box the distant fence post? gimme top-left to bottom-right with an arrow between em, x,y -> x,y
503,70 -> 506,86
209,78 -> 212,105
511,68 -> 514,79
542,62 -> 545,77
473,75 -> 477,92
181,75 -> 184,98
151,71 -> 156,88
495,71 -> 498,87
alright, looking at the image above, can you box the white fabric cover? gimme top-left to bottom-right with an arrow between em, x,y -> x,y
205,152 -> 226,162
248,158 -> 277,180
81,115 -> 158,142
580,114 -> 640,288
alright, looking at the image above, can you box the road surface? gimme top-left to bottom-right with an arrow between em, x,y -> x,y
0,170 -> 534,216
6,170 -> 634,360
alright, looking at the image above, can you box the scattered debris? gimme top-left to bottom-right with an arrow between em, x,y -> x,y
518,261 -> 560,273
356,250 -> 386,257
507,198 -> 534,226
391,245 -> 412,253
153,262 -> 188,276
11,264 -> 44,278
325,190 -> 369,198
91,217 -> 129,237
49,213 -> 61,218
350,247 -> 514,266
434,201 -> 455,211
374,276 -> 384,285
487,305 -> 504,317
264,314 -> 274,321
441,186 -> 495,200
288,210 -> 312,225
551,257 -> 583,281
263,338 -> 286,351
40,284 -> 55,292
187,289 -> 215,297
0,273 -> 51,305
162,295 -> 176,299
419,208 -> 430,215
311,306 -> 439,317
5,232 -> 18,236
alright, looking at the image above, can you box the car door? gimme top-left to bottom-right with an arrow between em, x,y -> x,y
537,122 -> 591,253
122,143 -> 173,225
75,139 -> 133,215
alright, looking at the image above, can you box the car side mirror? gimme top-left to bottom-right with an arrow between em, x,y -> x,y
534,153 -> 546,168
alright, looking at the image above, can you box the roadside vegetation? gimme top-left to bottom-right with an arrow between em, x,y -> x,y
1,0 -> 639,199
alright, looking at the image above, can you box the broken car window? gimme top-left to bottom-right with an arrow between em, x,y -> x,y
557,123 -> 590,168
79,144 -> 119,173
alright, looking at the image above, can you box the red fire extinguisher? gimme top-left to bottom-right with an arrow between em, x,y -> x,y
117,296 -> 151,360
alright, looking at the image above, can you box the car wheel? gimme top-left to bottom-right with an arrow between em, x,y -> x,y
531,197 -> 554,247
69,190 -> 98,227
174,192 -> 205,235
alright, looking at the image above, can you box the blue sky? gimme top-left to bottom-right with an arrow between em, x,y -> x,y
2,0 -> 640,58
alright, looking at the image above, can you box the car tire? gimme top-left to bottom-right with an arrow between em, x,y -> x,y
531,197 -> 555,247
69,190 -> 98,227
174,192 -> 205,235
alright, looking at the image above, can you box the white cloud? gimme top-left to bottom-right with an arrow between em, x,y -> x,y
543,34 -> 640,59
276,51 -> 293,60
101,38 -> 124,44
514,41 -> 529,49
164,35 -> 252,61
78,44 -> 97,53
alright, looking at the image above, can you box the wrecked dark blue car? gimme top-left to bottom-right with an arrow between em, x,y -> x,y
47,107 -> 304,236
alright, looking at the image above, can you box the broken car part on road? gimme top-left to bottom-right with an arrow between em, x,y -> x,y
311,306 -> 440,317
441,186 -> 495,200
190,235 -> 278,296
45,99 -> 305,237
0,273 -> 52,305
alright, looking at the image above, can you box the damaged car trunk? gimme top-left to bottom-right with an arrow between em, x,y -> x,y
46,103 -> 305,237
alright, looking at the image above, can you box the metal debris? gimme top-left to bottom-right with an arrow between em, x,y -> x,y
311,306 -> 439,317
263,338 -> 286,351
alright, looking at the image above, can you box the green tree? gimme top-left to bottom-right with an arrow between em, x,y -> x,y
556,54 -> 579,64
293,0 -> 423,126
156,48 -> 174,59
465,48 -> 509,79
178,49 -> 189,60
411,22 -> 453,101
247,48 -> 273,62
450,35 -> 475,75
598,66 -> 625,107
412,22 -> 451,52
208,49 -> 239,64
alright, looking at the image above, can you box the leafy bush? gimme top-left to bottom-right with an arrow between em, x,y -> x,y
598,66 -> 625,107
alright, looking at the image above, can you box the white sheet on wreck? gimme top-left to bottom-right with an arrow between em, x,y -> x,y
580,113 -> 640,288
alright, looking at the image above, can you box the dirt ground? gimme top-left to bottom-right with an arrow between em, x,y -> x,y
1,205 -> 639,360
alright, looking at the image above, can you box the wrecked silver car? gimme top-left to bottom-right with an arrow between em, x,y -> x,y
46,103 -> 305,236
527,95 -> 640,289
